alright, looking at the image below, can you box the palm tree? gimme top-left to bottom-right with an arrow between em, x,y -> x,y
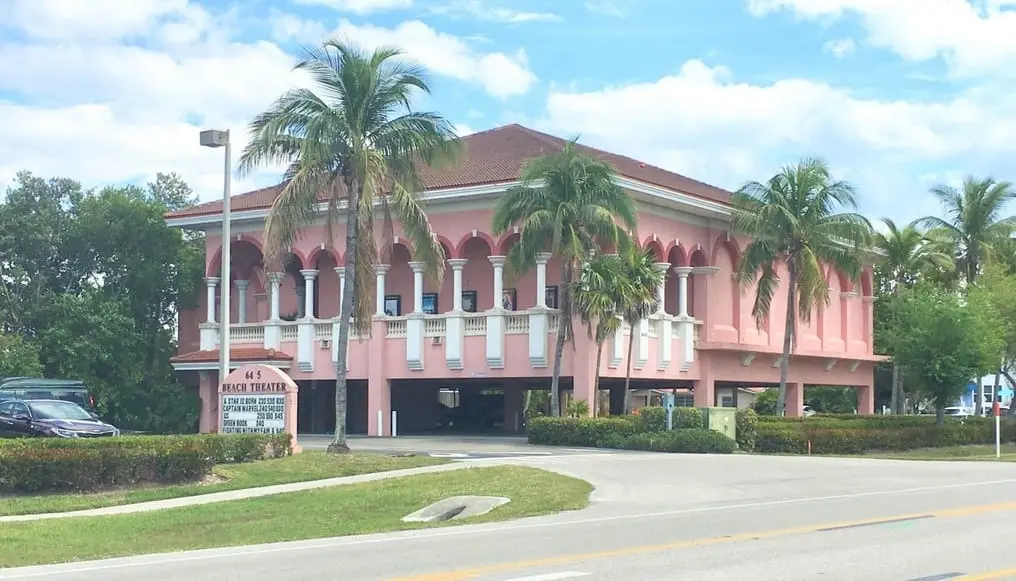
492,141 -> 637,417
873,218 -> 952,414
732,157 -> 872,416
237,40 -> 459,453
918,176 -> 1016,284
573,253 -> 623,413
616,246 -> 664,414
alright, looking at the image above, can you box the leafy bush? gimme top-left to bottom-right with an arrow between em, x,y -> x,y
0,433 -> 292,493
755,418 -> 1016,455
618,429 -> 736,454
673,407 -> 704,429
634,406 -> 667,432
735,408 -> 758,451
527,417 -> 637,446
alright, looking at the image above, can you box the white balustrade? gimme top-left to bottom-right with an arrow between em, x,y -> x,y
424,317 -> 446,337
280,322 -> 299,342
314,322 -> 332,339
505,313 -> 529,334
230,323 -> 265,344
463,314 -> 487,336
386,318 -> 408,337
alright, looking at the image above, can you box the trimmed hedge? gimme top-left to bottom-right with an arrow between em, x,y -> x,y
756,417 -> 1016,455
598,429 -> 736,454
527,417 -> 637,446
0,434 -> 292,493
735,408 -> 758,452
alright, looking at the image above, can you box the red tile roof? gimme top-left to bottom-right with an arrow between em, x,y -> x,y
170,347 -> 293,364
166,124 -> 732,220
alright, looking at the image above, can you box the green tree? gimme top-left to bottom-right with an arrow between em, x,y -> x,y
492,141 -> 636,417
887,283 -> 1004,424
873,218 -> 952,414
0,331 -> 42,378
732,157 -> 872,416
616,247 -> 664,414
804,386 -> 856,413
752,388 -> 778,415
968,265 -> 1016,417
572,253 -> 623,412
238,40 -> 459,452
918,176 -> 1016,284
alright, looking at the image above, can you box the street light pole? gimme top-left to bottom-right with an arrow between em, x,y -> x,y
200,129 -> 232,388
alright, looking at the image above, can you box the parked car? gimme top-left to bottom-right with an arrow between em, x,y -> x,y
0,377 -> 96,411
943,406 -> 974,418
0,399 -> 119,438
802,405 -> 816,417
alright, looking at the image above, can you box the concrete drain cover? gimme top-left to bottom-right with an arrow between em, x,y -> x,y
401,496 -> 510,523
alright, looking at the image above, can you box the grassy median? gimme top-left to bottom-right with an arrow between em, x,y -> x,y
0,452 -> 448,517
0,466 -> 592,568
864,443 -> 1016,461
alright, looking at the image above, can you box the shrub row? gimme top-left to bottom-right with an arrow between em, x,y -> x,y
755,420 -> 1016,455
0,434 -> 292,493
597,429 -> 736,454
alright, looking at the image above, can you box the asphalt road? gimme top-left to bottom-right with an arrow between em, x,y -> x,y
4,453 -> 1016,581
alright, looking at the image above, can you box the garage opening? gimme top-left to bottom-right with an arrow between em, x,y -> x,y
296,379 -> 368,435
391,380 -> 534,435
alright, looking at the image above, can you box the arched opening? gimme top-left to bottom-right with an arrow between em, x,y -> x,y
386,243 -> 413,316
460,236 -> 494,312
312,250 -> 341,319
688,249 -> 708,318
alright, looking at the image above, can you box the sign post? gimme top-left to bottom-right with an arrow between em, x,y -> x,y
663,392 -> 676,431
994,401 -> 1001,459
219,363 -> 301,453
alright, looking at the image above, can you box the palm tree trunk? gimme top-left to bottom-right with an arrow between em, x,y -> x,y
328,177 -> 360,454
890,363 -> 904,415
593,339 -> 604,416
549,262 -> 571,417
623,323 -> 636,414
777,263 -> 796,417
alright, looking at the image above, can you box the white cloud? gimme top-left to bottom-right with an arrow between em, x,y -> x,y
332,19 -> 537,98
3,0 -> 208,41
429,0 -> 559,23
292,0 -> 412,13
585,1 -> 627,17
537,59 -> 1016,222
823,37 -> 855,59
747,0 -> 1016,78
453,123 -> 476,136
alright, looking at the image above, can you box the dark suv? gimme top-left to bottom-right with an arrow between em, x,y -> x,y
0,399 -> 119,438
0,377 -> 96,411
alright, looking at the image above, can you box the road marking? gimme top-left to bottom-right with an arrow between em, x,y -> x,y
956,567 -> 1016,580
503,572 -> 590,581
385,500 -> 1016,581
817,514 -> 935,531
429,453 -> 470,458
5,478 -> 1016,579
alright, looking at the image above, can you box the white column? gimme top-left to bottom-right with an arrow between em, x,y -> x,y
295,286 -> 305,318
409,262 -> 425,313
235,280 -> 249,324
653,262 -> 670,313
489,255 -> 506,309
334,267 -> 346,313
268,273 -> 282,320
675,266 -> 692,317
487,256 -> 506,368
300,269 -> 318,319
204,277 -> 219,323
448,259 -> 468,310
536,252 -> 551,307
375,264 -> 390,316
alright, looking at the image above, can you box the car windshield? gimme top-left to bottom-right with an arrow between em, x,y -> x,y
28,401 -> 94,421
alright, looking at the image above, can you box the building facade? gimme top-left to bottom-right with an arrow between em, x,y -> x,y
167,125 -> 880,435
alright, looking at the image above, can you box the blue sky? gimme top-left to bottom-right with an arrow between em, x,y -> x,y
1,0 -> 1015,225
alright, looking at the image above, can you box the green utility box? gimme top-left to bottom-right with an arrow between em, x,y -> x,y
699,407 -> 737,441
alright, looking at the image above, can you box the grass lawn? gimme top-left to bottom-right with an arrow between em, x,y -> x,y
0,466 -> 592,568
0,452 -> 448,517
865,444 -> 1016,461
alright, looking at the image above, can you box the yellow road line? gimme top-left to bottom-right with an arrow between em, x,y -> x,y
387,500 -> 1016,581
958,567 -> 1016,580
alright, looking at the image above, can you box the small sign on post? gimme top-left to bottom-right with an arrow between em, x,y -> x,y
663,393 -> 676,431
219,364 -> 301,453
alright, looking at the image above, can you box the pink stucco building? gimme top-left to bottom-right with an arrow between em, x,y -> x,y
167,124 -> 879,435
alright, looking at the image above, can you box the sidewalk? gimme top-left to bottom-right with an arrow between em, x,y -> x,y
0,462 -> 476,523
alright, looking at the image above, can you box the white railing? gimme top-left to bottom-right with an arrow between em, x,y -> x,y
280,322 -> 299,341
463,313 -> 487,336
505,313 -> 529,334
424,317 -> 446,337
230,323 -> 265,344
314,322 -> 332,339
548,313 -> 560,333
386,318 -> 407,337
